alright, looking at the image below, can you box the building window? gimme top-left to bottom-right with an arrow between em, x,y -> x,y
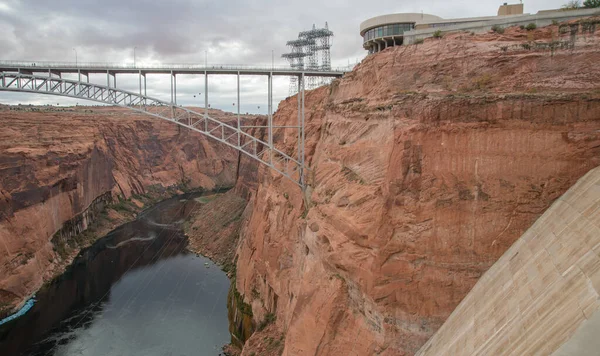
363,23 -> 416,43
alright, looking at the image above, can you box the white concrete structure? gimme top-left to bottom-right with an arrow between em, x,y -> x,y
404,7 -> 600,45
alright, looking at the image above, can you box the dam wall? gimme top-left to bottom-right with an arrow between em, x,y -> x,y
417,166 -> 600,355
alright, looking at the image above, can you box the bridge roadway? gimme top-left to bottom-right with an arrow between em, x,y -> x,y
0,61 -> 347,77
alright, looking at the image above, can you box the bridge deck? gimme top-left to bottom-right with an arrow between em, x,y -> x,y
0,61 -> 347,77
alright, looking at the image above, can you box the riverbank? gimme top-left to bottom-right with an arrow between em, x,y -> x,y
0,190 -> 233,355
0,185 -> 226,320
184,189 -> 247,274
183,189 -> 257,355
1,186 -> 252,356
180,188 -> 286,356
0,297 -> 35,327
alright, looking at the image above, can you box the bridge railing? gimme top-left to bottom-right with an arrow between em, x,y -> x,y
0,60 -> 350,73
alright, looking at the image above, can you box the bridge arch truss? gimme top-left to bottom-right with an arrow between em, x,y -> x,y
0,65 -> 344,187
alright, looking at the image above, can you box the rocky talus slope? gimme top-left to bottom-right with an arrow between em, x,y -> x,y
233,21 -> 600,355
0,106 -> 248,313
185,190 -> 248,270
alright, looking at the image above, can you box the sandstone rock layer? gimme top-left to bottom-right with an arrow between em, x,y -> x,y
234,22 -> 600,355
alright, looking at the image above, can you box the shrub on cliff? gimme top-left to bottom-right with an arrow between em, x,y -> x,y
111,199 -> 132,213
257,313 -> 276,331
526,23 -> 537,31
433,30 -> 443,38
473,74 -> 494,90
491,25 -> 505,34
584,0 -> 600,7
562,0 -> 581,9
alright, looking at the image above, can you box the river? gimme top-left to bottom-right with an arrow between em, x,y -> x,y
0,193 -> 231,356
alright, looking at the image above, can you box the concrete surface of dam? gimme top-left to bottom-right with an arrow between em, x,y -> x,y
417,166 -> 600,356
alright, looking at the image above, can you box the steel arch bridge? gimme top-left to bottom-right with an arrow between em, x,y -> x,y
0,62 -> 346,188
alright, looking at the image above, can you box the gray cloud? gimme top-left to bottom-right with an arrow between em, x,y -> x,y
0,0 -> 568,112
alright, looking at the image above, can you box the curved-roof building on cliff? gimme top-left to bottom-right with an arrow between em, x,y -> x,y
360,13 -> 443,53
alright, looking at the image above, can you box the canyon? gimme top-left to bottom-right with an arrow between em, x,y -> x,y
0,18 -> 599,356
0,106 -> 246,315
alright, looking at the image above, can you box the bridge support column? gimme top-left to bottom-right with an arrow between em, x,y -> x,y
174,73 -> 177,105
143,74 -> 146,97
268,72 -> 273,164
76,70 -> 81,95
204,71 -> 208,132
237,71 -> 240,147
301,72 -> 305,186
138,70 -> 142,109
170,71 -> 174,118
107,70 -> 110,87
297,75 -> 301,173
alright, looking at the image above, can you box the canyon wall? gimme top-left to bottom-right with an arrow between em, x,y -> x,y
0,106 -> 243,312
234,21 -> 600,355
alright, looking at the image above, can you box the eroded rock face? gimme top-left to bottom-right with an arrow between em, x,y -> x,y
235,24 -> 600,355
0,106 -> 245,311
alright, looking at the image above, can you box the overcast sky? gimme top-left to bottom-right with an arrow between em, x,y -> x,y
0,0 -> 568,113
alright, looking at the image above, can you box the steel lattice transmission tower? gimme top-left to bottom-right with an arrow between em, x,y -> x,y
281,38 -> 311,96
283,22 -> 333,96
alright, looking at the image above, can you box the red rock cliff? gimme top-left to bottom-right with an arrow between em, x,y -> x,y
0,106 -> 245,311
234,22 -> 600,355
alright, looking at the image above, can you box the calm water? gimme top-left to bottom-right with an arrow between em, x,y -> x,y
0,194 -> 231,356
